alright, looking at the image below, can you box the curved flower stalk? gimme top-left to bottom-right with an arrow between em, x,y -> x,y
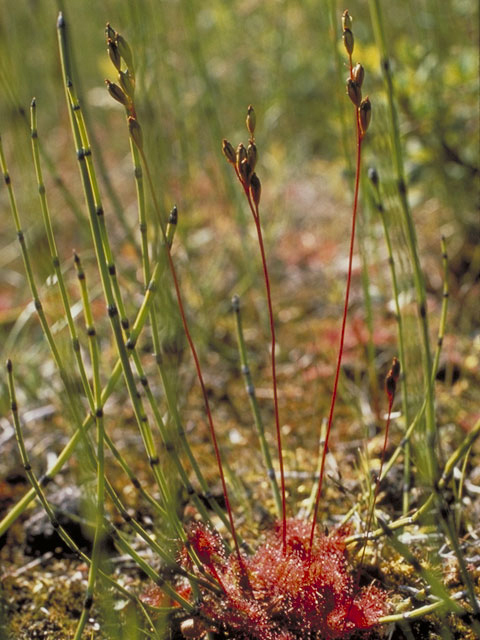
309,9 -> 371,550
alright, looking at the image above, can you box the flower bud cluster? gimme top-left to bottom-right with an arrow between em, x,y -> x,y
342,11 -> 372,138
222,105 -> 261,206
385,356 -> 401,399
104,24 -> 143,148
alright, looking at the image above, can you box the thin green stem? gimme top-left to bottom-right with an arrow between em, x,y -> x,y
6,360 -> 163,637
0,262 -> 162,537
57,22 -> 181,533
128,130 -> 230,537
232,294 -> 282,518
368,0 -> 436,484
379,592 -> 466,624
369,171 -> 411,513
137,145 -> 246,567
3,166 -> 180,579
73,250 -> 105,640
30,98 -> 95,408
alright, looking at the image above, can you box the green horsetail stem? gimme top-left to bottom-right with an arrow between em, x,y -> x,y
342,234 -> 452,534
0,259 -> 162,537
32,94 -> 188,566
232,294 -> 282,518
368,167 -> 411,513
3,130 -> 189,578
57,17 -> 183,538
5,360 -> 183,636
74,252 -> 168,518
72,249 -> 105,640
30,98 -> 95,411
124,105 -> 232,539
368,0 -> 436,485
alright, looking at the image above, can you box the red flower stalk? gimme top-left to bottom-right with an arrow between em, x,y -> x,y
223,105 -> 288,552
309,10 -> 372,551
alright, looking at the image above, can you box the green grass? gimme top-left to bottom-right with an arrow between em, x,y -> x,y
0,2 -> 479,639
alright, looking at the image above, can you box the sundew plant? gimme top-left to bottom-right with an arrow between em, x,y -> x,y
0,2 -> 479,639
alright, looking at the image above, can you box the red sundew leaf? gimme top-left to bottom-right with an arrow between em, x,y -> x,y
180,519 -> 388,639
187,522 -> 226,569
139,585 -> 167,608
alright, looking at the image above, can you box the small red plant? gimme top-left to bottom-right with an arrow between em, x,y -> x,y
145,9 -> 390,639
179,519 -> 387,639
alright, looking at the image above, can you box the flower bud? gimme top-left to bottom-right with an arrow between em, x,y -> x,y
222,139 -> 236,164
391,356 -> 401,381
118,70 -> 135,100
352,63 -> 364,87
239,158 -> 251,185
346,78 -> 362,107
385,372 -> 396,398
116,33 -> 134,71
105,23 -> 116,42
247,142 -> 257,172
342,10 -> 352,32
128,116 -> 143,150
343,28 -> 354,56
249,172 -> 261,207
359,96 -> 372,136
107,38 -> 122,71
246,104 -> 256,137
105,79 -> 129,107
385,357 -> 400,398
236,143 -> 247,175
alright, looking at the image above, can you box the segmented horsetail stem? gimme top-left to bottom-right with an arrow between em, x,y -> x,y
369,0 -> 436,485
357,358 -> 400,570
8,77 -> 184,569
58,19 -> 188,540
6,360 -> 191,626
224,105 -> 288,551
0,260 -> 162,537
72,250 -> 173,523
132,132 -> 247,573
310,9 -> 370,551
107,19 -> 246,551
30,99 -> 95,411
31,100 -> 104,637
368,166 -> 412,513
232,295 -> 282,518
103,32 -> 238,545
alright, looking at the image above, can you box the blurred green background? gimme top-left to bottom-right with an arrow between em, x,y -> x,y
0,0 -> 478,427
